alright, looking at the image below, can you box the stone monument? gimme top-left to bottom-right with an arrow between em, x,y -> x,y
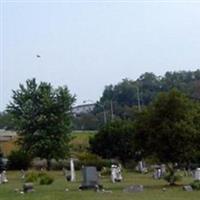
70,158 -> 76,182
79,166 -> 102,190
111,164 -> 122,183
194,168 -> 200,180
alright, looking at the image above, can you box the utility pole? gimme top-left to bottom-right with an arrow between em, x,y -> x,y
110,100 -> 114,121
136,86 -> 141,112
103,105 -> 107,124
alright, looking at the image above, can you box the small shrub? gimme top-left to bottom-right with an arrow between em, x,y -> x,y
25,171 -> 38,182
163,172 -> 181,185
190,180 -> 200,190
25,171 -> 54,185
39,173 -> 54,185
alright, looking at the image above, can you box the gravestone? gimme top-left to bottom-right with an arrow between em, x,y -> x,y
1,170 -> 8,183
183,185 -> 193,192
161,164 -> 166,176
153,168 -> 161,179
111,164 -> 122,183
79,166 -> 102,190
136,161 -> 148,173
123,185 -> 144,193
23,182 -> 34,193
70,158 -> 75,182
194,168 -> 200,180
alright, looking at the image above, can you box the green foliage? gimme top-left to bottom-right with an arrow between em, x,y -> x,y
7,78 -> 75,164
0,112 -> 15,130
163,166 -> 182,186
90,120 -> 135,163
8,150 -> 31,170
69,131 -> 95,153
25,171 -> 38,182
38,172 -> 54,185
71,70 -> 200,130
163,173 -> 181,186
98,70 -> 200,121
25,171 -> 54,185
134,89 -> 200,164
190,180 -> 200,190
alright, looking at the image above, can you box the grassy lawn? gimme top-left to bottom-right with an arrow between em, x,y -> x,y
0,170 -> 200,200
69,131 -> 96,153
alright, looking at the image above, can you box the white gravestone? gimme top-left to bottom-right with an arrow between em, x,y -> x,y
161,164 -> 166,176
111,164 -> 122,183
194,168 -> 200,180
111,165 -> 117,183
153,168 -> 161,179
1,171 -> 8,183
70,158 -> 76,182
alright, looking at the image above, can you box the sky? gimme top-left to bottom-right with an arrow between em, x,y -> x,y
1,0 -> 200,111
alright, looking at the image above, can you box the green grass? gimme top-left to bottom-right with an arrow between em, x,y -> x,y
0,171 -> 200,200
69,131 -> 96,153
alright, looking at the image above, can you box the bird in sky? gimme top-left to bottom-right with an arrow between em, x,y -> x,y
36,54 -> 41,58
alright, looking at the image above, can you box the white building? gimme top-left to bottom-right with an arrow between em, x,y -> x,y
72,103 -> 95,116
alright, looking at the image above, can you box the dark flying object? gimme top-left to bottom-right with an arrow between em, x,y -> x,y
36,55 -> 41,58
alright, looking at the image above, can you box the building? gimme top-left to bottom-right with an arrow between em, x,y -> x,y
0,130 -> 17,156
72,103 -> 95,116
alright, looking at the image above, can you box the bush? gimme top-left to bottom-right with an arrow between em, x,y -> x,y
90,120 -> 135,163
163,172 -> 181,185
7,150 -> 30,170
38,172 -> 54,185
25,171 -> 54,185
25,171 -> 38,182
190,180 -> 200,190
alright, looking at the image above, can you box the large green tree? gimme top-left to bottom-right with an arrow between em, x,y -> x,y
90,120 -> 135,163
7,79 -> 75,169
134,90 -> 200,184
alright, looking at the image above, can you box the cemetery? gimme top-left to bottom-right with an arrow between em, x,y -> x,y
0,76 -> 200,200
0,168 -> 200,200
0,152 -> 200,200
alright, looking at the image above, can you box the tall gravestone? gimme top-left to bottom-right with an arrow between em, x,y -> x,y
79,166 -> 102,190
70,158 -> 75,182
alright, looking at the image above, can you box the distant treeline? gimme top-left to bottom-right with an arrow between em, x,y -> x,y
73,70 -> 200,130
1,70 -> 200,130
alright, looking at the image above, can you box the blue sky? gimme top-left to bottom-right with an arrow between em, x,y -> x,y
1,1 -> 200,111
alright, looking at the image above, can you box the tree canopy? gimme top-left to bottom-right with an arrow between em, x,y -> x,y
7,78 -> 75,163
90,120 -> 135,163
134,89 -> 200,164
